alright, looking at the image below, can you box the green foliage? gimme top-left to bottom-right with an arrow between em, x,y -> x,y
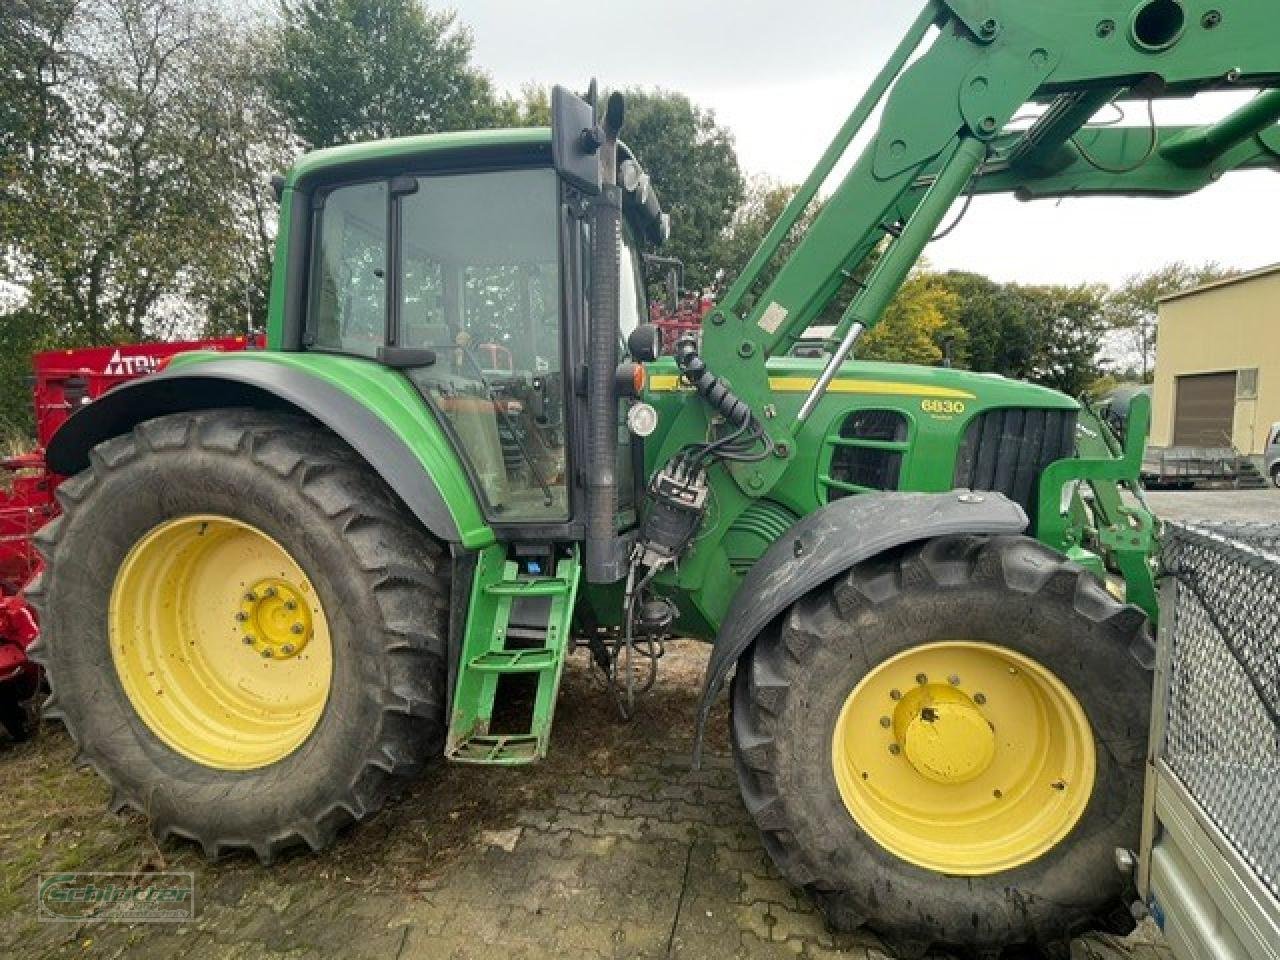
930,272 -> 1110,395
1103,261 -> 1239,382
714,179 -> 815,296
609,89 -> 744,293
269,0 -> 503,147
0,309 -> 46,438
860,273 -> 962,366
1025,283 -> 1110,397
932,272 -> 1038,378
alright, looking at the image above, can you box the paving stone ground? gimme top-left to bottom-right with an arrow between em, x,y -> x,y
0,640 -> 1171,960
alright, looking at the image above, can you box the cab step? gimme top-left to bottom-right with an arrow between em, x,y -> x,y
445,545 -> 581,765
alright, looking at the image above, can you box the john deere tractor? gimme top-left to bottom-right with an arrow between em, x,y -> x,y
31,1 -> 1280,953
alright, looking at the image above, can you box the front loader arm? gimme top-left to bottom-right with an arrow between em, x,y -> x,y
689,0 -> 1279,498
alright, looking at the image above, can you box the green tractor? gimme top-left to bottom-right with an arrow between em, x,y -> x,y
30,1 -> 1280,954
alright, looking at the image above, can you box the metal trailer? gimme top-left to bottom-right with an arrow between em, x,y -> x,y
1139,522 -> 1280,960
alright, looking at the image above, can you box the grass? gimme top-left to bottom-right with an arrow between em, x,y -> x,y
0,427 -> 35,493
1,427 -> 33,458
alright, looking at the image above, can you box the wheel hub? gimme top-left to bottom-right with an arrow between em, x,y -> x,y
239,577 -> 313,659
893,684 -> 995,784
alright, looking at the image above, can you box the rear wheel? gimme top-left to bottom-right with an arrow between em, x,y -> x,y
30,409 -> 449,860
1271,463 -> 1280,488
731,535 -> 1152,957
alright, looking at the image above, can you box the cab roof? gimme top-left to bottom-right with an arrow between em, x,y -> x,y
286,127 -> 553,187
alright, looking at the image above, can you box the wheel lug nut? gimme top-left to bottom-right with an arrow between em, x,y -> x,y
261,649 -> 273,659
244,591 -> 257,602
888,743 -> 901,756
242,636 -> 254,645
281,644 -> 295,655
264,586 -> 278,599
915,673 -> 928,685
879,716 -> 891,729
291,623 -> 305,635
235,612 -> 249,622
974,692 -> 987,705
889,689 -> 902,701
284,600 -> 298,611
948,674 -> 960,686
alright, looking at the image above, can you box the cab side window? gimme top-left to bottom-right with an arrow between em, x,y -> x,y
306,181 -> 388,357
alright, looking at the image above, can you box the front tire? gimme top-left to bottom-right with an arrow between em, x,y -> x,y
1271,463 -> 1280,489
731,535 -> 1152,956
30,409 -> 449,861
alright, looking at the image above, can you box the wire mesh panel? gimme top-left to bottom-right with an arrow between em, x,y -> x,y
1160,522 -> 1280,902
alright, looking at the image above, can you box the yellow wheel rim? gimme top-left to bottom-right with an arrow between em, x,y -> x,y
831,642 -> 1095,875
110,515 -> 333,771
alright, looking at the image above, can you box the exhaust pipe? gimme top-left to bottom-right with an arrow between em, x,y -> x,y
585,93 -> 627,583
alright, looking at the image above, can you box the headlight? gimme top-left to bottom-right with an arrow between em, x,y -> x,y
627,402 -> 659,438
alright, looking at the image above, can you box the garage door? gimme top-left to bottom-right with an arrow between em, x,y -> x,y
1173,372 -> 1236,446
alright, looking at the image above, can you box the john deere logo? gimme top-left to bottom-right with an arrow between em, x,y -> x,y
38,872 -> 194,922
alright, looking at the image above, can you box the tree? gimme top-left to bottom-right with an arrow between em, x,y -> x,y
183,21 -> 299,335
2,0 -> 280,345
713,178 -> 816,296
860,272 -> 962,366
932,271 -> 1040,378
1104,261 -> 1238,382
268,0 -> 503,148
1026,283 -> 1110,396
609,89 -> 744,293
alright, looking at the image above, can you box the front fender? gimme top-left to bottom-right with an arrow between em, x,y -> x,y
45,353 -> 492,548
693,490 -> 1028,763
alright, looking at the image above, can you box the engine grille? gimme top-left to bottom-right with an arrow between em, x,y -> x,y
953,408 -> 1077,520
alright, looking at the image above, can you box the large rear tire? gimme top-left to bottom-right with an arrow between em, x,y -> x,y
731,535 -> 1153,957
29,409 -> 449,861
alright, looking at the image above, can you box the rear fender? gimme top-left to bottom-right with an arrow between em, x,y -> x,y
693,490 -> 1028,763
45,355 -> 490,547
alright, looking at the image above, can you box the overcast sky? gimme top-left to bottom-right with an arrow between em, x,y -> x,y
454,0 -> 1278,287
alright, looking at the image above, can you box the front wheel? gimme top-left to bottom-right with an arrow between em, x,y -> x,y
1271,463 -> 1280,488
731,535 -> 1152,957
31,410 -> 449,861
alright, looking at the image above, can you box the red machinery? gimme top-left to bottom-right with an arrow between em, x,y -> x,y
0,336 -> 260,739
650,294 -> 712,355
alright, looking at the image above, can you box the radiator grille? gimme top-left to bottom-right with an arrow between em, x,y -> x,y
953,408 -> 1077,519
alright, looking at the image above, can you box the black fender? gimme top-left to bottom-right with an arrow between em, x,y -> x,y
693,490 -> 1028,763
45,357 -> 462,543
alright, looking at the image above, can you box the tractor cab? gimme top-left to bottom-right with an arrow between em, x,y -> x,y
281,95 -> 666,533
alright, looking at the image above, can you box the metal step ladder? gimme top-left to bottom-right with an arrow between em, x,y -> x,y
445,545 -> 581,765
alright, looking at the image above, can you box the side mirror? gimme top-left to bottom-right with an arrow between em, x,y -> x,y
628,323 -> 662,363
643,255 -> 684,314
552,85 -> 601,195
